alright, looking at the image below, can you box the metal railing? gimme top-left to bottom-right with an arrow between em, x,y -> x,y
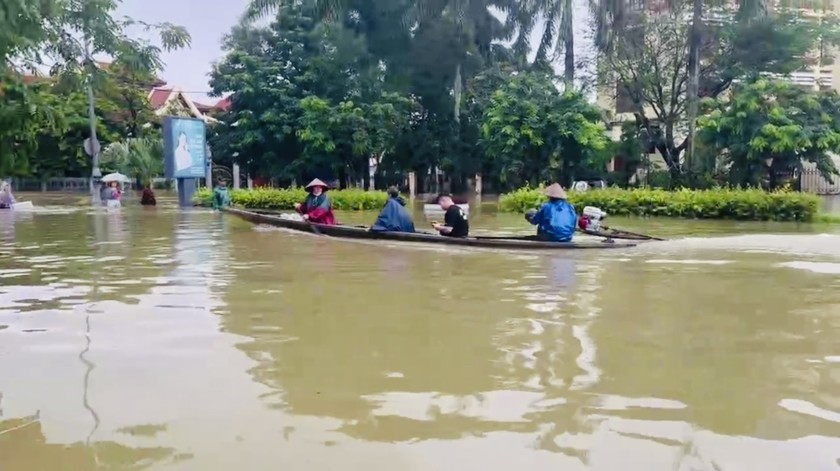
8,178 -> 90,192
800,168 -> 840,195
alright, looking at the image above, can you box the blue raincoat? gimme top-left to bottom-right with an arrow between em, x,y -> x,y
527,199 -> 577,242
213,186 -> 231,210
371,196 -> 415,233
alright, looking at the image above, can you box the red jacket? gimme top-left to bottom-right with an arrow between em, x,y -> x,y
296,194 -> 336,225
578,215 -> 589,230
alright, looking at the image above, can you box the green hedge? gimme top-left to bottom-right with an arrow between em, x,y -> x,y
193,187 -> 389,210
498,186 -> 821,222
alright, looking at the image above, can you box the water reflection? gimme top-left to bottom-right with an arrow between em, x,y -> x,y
2,207 -> 840,470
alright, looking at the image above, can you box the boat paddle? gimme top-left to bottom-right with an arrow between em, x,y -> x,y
586,224 -> 664,241
305,218 -> 323,235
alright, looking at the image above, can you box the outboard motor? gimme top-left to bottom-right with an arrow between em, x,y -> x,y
582,206 -> 607,232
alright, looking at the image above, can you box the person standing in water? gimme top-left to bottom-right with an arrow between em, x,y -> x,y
294,179 -> 336,225
212,178 -> 231,210
105,181 -> 122,208
0,181 -> 16,209
140,185 -> 157,206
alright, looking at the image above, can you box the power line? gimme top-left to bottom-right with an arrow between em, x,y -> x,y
159,90 -> 218,95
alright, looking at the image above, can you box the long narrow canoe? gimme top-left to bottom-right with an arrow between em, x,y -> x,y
225,208 -> 640,250
580,227 -> 664,241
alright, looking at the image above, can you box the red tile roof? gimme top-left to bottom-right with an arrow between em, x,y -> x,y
149,88 -> 173,109
215,96 -> 233,112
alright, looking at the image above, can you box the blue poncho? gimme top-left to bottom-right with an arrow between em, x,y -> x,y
371,196 -> 415,233
527,199 -> 577,242
213,186 -> 231,210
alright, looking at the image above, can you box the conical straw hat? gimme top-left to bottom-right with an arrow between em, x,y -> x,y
305,178 -> 329,190
544,183 -> 567,199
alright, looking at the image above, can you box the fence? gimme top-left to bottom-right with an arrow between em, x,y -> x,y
8,178 -> 90,192
800,168 -> 840,195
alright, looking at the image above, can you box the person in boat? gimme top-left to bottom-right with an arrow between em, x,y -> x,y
212,178 -> 231,210
432,194 -> 469,238
140,184 -> 157,206
0,181 -> 16,209
524,183 -> 577,242
371,186 -> 415,233
294,178 -> 336,225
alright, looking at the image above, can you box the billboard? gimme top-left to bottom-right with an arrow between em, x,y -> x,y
163,116 -> 207,179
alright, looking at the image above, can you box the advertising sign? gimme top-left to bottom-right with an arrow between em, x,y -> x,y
163,116 -> 207,179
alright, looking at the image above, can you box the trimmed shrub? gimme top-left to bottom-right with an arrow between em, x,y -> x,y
193,187 -> 389,210
498,186 -> 821,222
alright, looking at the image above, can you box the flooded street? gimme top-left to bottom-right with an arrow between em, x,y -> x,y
1,201 -> 839,470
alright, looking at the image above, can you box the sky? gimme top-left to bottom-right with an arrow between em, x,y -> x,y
117,0 -> 251,105
116,0 -> 596,105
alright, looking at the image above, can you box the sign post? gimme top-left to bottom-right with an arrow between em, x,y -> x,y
163,117 -> 207,208
84,137 -> 102,204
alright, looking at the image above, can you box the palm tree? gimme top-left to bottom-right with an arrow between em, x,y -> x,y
242,0 -> 524,120
511,0 -> 575,85
100,137 -> 164,188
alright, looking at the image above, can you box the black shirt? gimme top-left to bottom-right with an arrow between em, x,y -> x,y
443,205 -> 469,237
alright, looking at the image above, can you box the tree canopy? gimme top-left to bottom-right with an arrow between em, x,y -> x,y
699,79 -> 840,189
0,0 -> 190,179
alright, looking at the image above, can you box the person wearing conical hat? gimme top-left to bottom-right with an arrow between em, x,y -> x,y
294,178 -> 336,225
524,183 -> 577,242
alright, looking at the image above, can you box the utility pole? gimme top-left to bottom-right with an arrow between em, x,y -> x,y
685,0 -> 703,175
84,35 -> 102,204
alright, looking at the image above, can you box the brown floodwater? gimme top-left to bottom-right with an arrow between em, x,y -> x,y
1,194 -> 840,470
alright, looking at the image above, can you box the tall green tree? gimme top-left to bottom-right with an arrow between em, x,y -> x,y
100,136 -> 164,186
479,71 -> 608,187
699,79 -> 840,189
596,2 -> 838,178
298,93 -> 415,189
0,0 -> 189,178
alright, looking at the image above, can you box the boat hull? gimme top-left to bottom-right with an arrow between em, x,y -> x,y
225,208 -> 638,250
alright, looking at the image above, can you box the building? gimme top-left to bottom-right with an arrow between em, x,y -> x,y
14,63 -> 229,122
147,86 -> 228,122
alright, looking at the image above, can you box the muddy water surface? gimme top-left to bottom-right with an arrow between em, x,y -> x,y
1,199 -> 839,470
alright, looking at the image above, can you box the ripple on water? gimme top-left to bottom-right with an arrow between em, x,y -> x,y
777,261 -> 840,274
365,390 -> 553,424
778,399 -> 840,424
645,259 -> 733,265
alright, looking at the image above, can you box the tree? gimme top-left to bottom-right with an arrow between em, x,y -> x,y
0,79 -> 65,177
98,64 -> 160,137
208,7 -> 329,182
100,136 -> 164,186
0,0 -> 189,181
298,93 -> 415,189
31,87 -> 113,179
597,3 -> 837,178
698,79 -> 840,189
479,71 -> 608,188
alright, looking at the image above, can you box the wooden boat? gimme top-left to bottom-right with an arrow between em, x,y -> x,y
0,201 -> 33,211
225,208 -> 640,250
580,227 -> 664,241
